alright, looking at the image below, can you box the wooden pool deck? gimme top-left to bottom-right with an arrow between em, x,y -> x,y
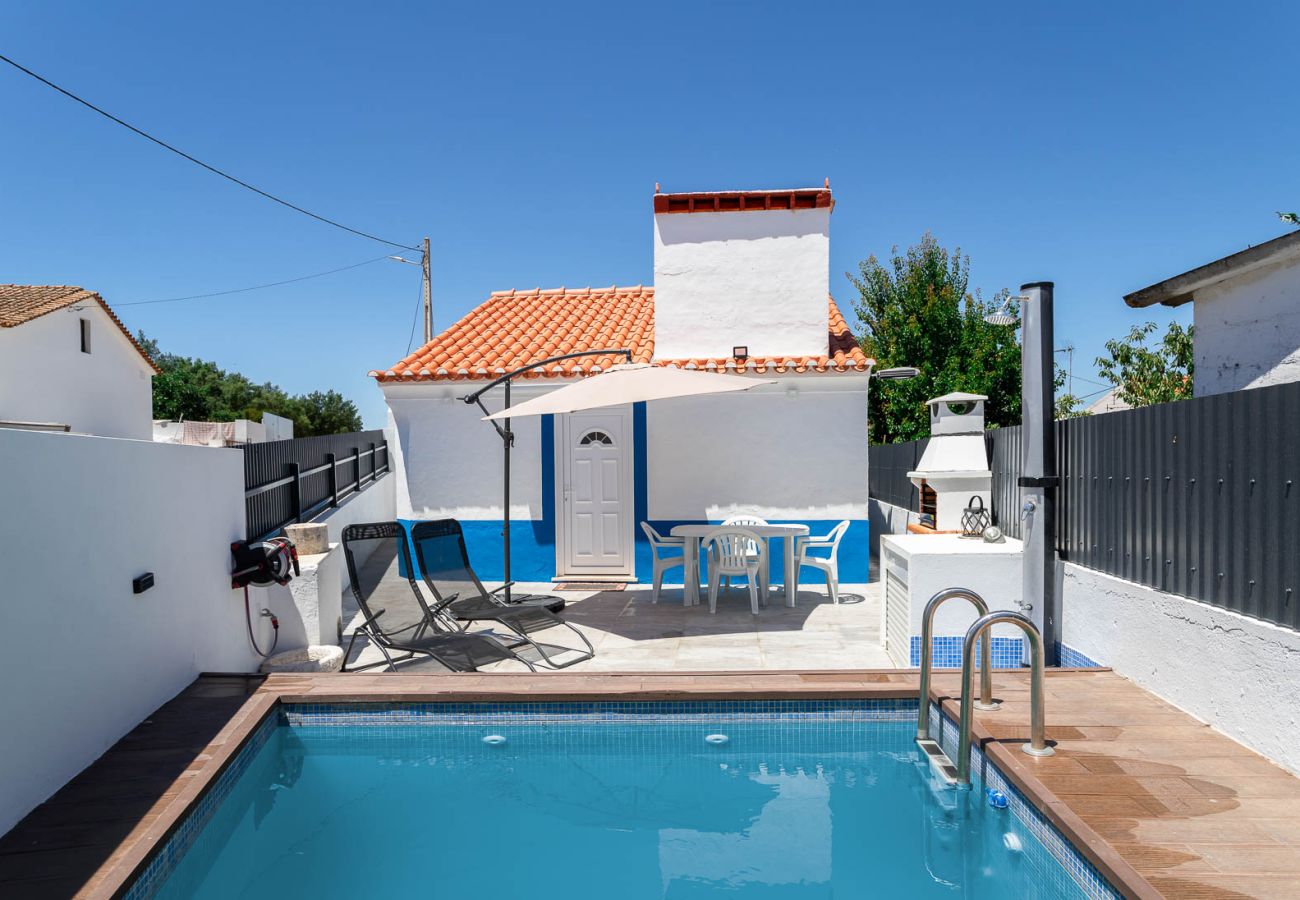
2,669 -> 1298,899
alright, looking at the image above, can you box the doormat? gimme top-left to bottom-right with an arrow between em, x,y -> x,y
552,582 -> 627,591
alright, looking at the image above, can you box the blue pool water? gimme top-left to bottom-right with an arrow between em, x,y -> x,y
145,705 -> 1098,899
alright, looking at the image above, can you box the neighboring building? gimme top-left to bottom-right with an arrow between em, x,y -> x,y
0,285 -> 157,439
372,185 -> 874,584
153,412 -> 294,446
1125,230 -> 1300,397
1084,387 -> 1131,416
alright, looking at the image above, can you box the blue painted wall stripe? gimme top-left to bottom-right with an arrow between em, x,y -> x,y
539,414 -> 555,547
405,517 -> 870,584
633,402 -> 649,582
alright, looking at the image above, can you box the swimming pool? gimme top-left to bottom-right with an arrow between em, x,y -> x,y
130,701 -> 1116,899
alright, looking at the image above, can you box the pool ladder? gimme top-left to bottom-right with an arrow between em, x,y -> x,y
915,588 -> 1054,787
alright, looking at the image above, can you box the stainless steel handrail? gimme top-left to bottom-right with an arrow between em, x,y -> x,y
957,611 -> 1054,784
916,588 -> 997,744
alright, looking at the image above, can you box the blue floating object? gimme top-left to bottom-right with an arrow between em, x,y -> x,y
986,789 -> 1009,809
482,734 -> 507,746
704,734 -> 730,746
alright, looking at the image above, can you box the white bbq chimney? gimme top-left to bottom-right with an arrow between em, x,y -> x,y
907,393 -> 993,531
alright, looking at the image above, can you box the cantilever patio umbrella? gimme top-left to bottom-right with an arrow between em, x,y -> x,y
462,349 -> 772,600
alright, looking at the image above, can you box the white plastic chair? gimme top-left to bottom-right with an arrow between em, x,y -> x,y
703,527 -> 766,615
793,520 -> 851,604
721,514 -> 769,596
640,522 -> 685,604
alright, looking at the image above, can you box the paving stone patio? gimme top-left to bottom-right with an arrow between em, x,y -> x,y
343,579 -> 892,672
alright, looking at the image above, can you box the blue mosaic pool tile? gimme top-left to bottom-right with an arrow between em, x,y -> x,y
909,634 -> 1025,668
122,711 -> 279,900
281,698 -> 919,727
926,701 -> 1120,900
1056,643 -> 1103,668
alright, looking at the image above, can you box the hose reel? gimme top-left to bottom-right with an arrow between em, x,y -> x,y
230,537 -> 300,588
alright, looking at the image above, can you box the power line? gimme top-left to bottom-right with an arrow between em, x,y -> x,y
0,52 -> 420,253
404,279 -> 424,355
116,255 -> 394,306
1068,373 -> 1114,390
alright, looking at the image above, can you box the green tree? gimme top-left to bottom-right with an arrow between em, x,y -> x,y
139,332 -> 362,435
850,234 -> 1022,443
284,391 -> 365,437
1095,322 -> 1194,407
1054,363 -> 1090,419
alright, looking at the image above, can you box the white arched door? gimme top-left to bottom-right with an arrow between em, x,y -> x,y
557,407 -> 634,579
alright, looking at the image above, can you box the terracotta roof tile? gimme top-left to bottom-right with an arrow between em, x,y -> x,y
371,286 -> 873,382
0,285 -> 159,372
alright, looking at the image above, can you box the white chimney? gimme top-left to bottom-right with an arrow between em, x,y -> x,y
651,186 -> 832,359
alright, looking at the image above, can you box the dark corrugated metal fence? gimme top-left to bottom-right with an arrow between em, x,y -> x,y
243,429 -> 389,541
871,380 -> 1300,631
867,438 -> 928,510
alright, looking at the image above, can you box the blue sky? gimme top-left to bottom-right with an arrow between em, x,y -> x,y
3,1 -> 1297,427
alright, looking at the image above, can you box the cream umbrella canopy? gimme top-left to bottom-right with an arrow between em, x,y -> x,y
482,361 -> 771,420
461,349 -> 773,601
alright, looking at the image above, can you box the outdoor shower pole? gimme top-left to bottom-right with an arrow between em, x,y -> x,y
1018,282 -> 1059,665
502,379 -> 512,602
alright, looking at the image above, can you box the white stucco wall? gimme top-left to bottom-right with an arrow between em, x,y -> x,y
0,304 -> 154,439
652,207 -> 831,360
0,429 -> 297,836
647,376 -> 869,520
311,469 -> 397,541
1060,563 -> 1300,775
280,545 -> 343,648
1193,255 -> 1300,396
383,382 -> 551,520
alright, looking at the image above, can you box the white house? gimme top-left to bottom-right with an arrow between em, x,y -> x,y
372,185 -> 875,584
1125,229 -> 1300,397
0,285 -> 157,439
153,412 -> 295,446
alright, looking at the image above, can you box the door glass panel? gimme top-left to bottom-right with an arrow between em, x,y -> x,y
578,430 -> 614,446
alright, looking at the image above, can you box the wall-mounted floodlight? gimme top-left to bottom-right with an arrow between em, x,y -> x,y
984,296 -> 1026,327
874,366 -> 921,380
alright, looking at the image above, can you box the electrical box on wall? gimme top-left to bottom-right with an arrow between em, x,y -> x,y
132,572 -> 154,594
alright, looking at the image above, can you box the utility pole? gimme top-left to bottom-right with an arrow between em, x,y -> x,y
421,236 -> 432,344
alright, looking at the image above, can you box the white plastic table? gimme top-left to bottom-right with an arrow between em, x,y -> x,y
670,523 -> 810,608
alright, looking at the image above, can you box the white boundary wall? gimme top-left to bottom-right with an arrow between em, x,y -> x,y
0,429 -> 295,835
1061,563 -> 1300,775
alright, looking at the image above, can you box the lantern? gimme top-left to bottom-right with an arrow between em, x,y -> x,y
961,496 -> 990,538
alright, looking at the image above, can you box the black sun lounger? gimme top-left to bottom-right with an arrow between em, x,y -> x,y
341,522 -> 535,672
408,519 -> 595,669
